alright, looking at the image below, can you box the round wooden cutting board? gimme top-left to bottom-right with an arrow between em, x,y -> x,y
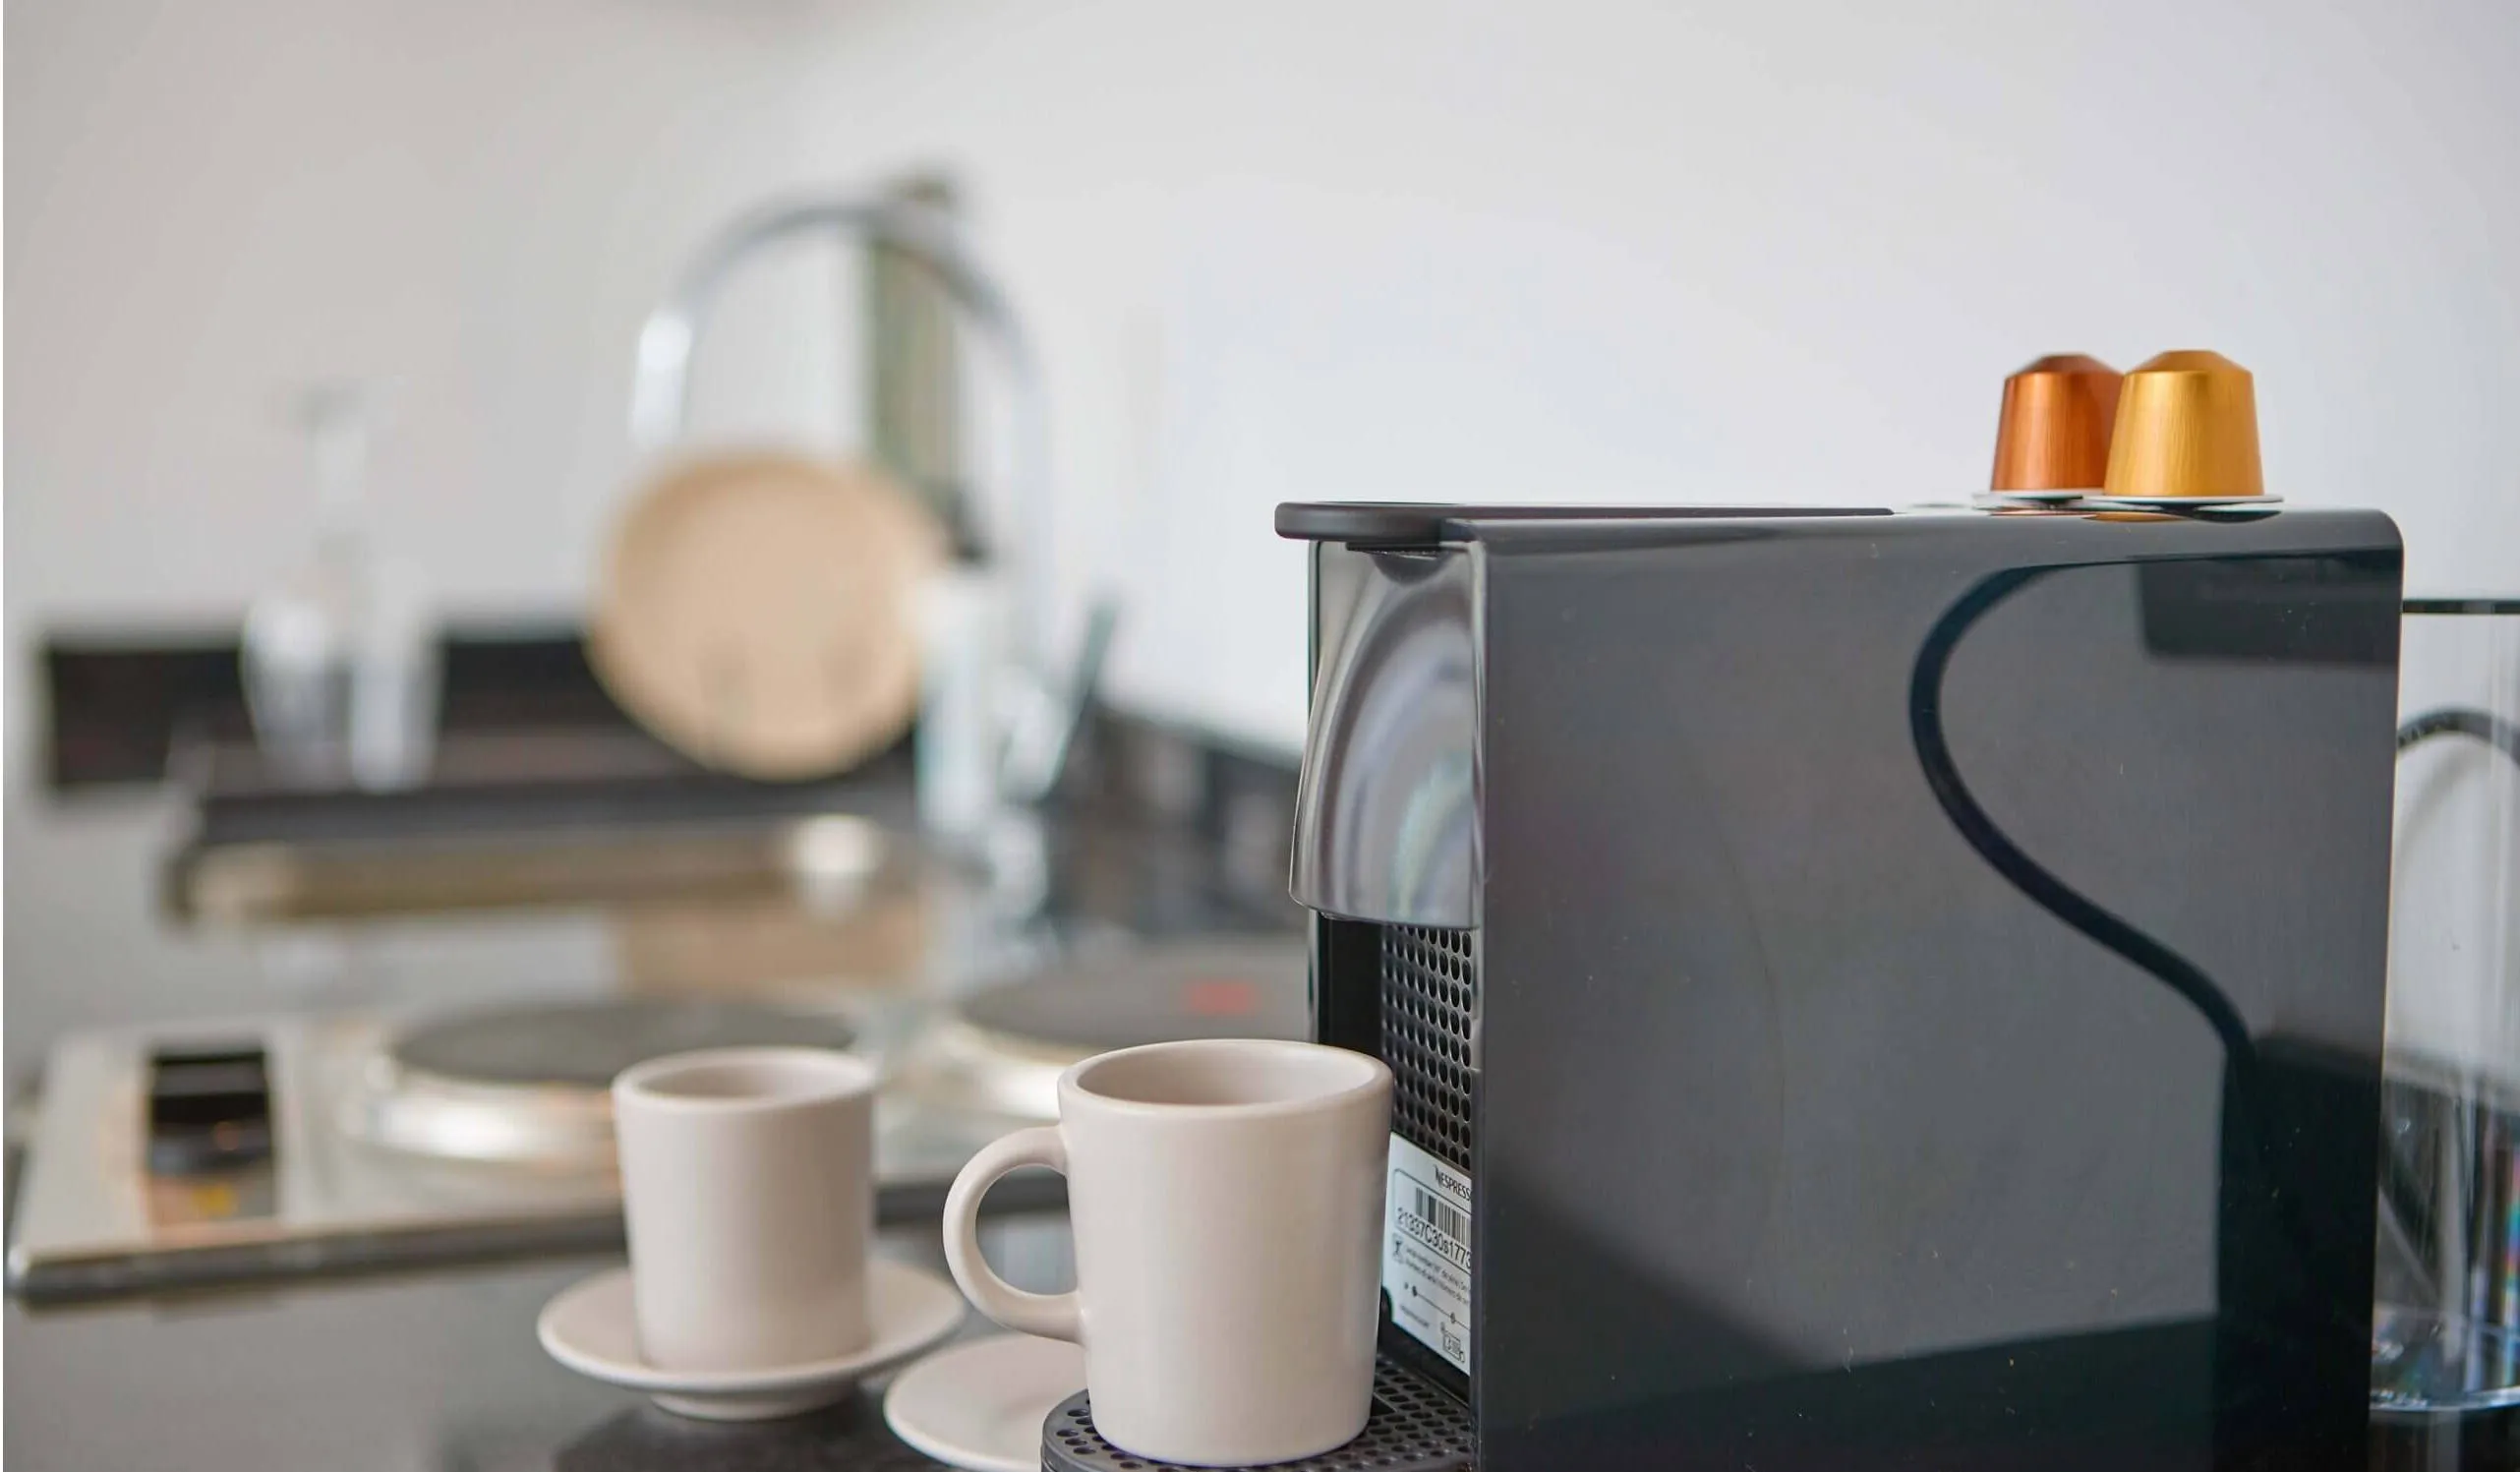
590,451 -> 947,780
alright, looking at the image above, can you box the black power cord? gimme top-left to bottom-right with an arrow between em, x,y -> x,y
1905,561 -> 2350,1268
2397,707 -> 2520,769
1914,579 -> 2508,1348
1907,564 -> 2259,1069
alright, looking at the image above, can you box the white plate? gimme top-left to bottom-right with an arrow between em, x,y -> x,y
537,1257 -> 965,1421
885,1334 -> 1087,1472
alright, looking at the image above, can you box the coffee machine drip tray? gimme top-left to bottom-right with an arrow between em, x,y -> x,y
1042,1355 -> 1471,1472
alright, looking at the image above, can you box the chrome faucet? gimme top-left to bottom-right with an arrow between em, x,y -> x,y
626,190 -> 1054,664
626,189 -> 1098,815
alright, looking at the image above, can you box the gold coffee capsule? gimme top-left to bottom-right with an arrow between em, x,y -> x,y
2103,350 -> 2263,499
1990,353 -> 2120,492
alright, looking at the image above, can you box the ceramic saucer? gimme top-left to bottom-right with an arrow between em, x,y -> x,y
537,1257 -> 965,1421
884,1334 -> 1087,1472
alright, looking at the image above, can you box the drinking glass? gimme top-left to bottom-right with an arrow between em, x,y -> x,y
2374,598 -> 2519,1428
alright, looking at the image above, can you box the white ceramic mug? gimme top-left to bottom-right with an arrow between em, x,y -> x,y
613,1047 -> 876,1371
942,1038 -> 1393,1467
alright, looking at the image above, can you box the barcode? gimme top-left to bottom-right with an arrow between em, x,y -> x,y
1413,1184 -> 1467,1246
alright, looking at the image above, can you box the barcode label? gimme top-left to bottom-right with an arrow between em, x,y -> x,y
1383,1133 -> 1473,1373
1410,1184 -> 1468,1255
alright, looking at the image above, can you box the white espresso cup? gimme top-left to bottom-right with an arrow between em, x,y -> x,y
613,1047 -> 876,1371
942,1038 -> 1393,1467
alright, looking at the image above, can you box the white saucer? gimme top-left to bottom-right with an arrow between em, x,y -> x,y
537,1258 -> 965,1421
884,1334 -> 1087,1472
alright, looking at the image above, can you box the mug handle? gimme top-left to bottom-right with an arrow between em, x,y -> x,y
941,1126 -> 1084,1342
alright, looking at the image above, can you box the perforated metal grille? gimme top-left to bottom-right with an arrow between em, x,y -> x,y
1381,925 -> 1476,1172
1041,1354 -> 1474,1472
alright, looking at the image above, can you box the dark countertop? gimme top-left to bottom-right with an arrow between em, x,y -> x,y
2,1235 -> 989,1472
11,1236 -> 2511,1472
10,1255 -> 633,1471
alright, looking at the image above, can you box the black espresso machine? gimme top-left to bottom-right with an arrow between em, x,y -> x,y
1280,500 -> 2403,1471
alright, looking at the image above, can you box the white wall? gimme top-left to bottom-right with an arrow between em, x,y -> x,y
10,0 -> 2518,763
6,0 -> 856,625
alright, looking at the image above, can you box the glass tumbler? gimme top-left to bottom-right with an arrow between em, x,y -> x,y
2374,598 -> 2520,1429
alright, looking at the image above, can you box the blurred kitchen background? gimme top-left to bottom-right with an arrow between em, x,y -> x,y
10,0 -> 2515,1015
12,0 -> 2517,1069
3,1 -> 2517,1464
